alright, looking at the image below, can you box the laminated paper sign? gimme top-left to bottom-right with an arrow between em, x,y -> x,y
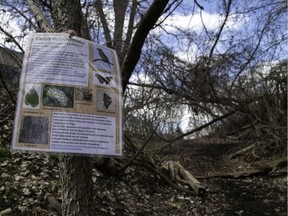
12,33 -> 123,156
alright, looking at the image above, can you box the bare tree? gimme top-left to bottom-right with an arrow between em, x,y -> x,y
0,0 -> 185,214
122,0 -> 287,155
0,0 -> 287,213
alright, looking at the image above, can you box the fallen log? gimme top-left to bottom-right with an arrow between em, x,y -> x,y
196,156 -> 287,179
163,161 -> 206,195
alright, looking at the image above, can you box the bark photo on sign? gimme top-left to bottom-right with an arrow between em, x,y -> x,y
18,116 -> 49,144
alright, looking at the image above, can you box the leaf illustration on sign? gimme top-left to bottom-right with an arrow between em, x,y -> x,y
96,74 -> 113,85
25,86 -> 39,107
103,93 -> 112,108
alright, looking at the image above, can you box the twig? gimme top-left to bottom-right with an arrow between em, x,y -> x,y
11,5 -> 38,30
194,0 -> 204,10
0,26 -> 25,53
118,123 -> 160,173
158,110 -> 237,153
208,0 -> 232,59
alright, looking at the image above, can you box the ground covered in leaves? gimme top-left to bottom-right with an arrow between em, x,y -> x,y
0,138 -> 286,215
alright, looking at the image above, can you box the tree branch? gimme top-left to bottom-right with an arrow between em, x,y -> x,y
118,123 -> 159,173
27,0 -> 54,32
11,6 -> 38,31
194,0 -> 204,10
121,0 -> 169,93
113,0 -> 129,54
94,0 -> 112,47
157,110 -> 237,153
122,0 -> 137,63
208,0 -> 232,58
0,26 -> 25,53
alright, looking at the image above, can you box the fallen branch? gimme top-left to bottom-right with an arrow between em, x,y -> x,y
160,161 -> 206,196
158,110 -> 236,153
134,160 -> 197,196
0,208 -> 12,215
229,139 -> 274,159
196,156 -> 287,179
228,143 -> 257,159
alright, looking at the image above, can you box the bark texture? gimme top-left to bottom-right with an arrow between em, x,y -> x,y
51,1 -> 95,215
60,156 -> 94,216
52,0 -> 82,34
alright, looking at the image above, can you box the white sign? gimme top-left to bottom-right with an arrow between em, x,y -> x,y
12,33 -> 123,156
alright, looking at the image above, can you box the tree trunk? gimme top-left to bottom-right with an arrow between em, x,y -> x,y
52,0 -> 82,34
51,1 -> 95,215
60,156 -> 95,215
